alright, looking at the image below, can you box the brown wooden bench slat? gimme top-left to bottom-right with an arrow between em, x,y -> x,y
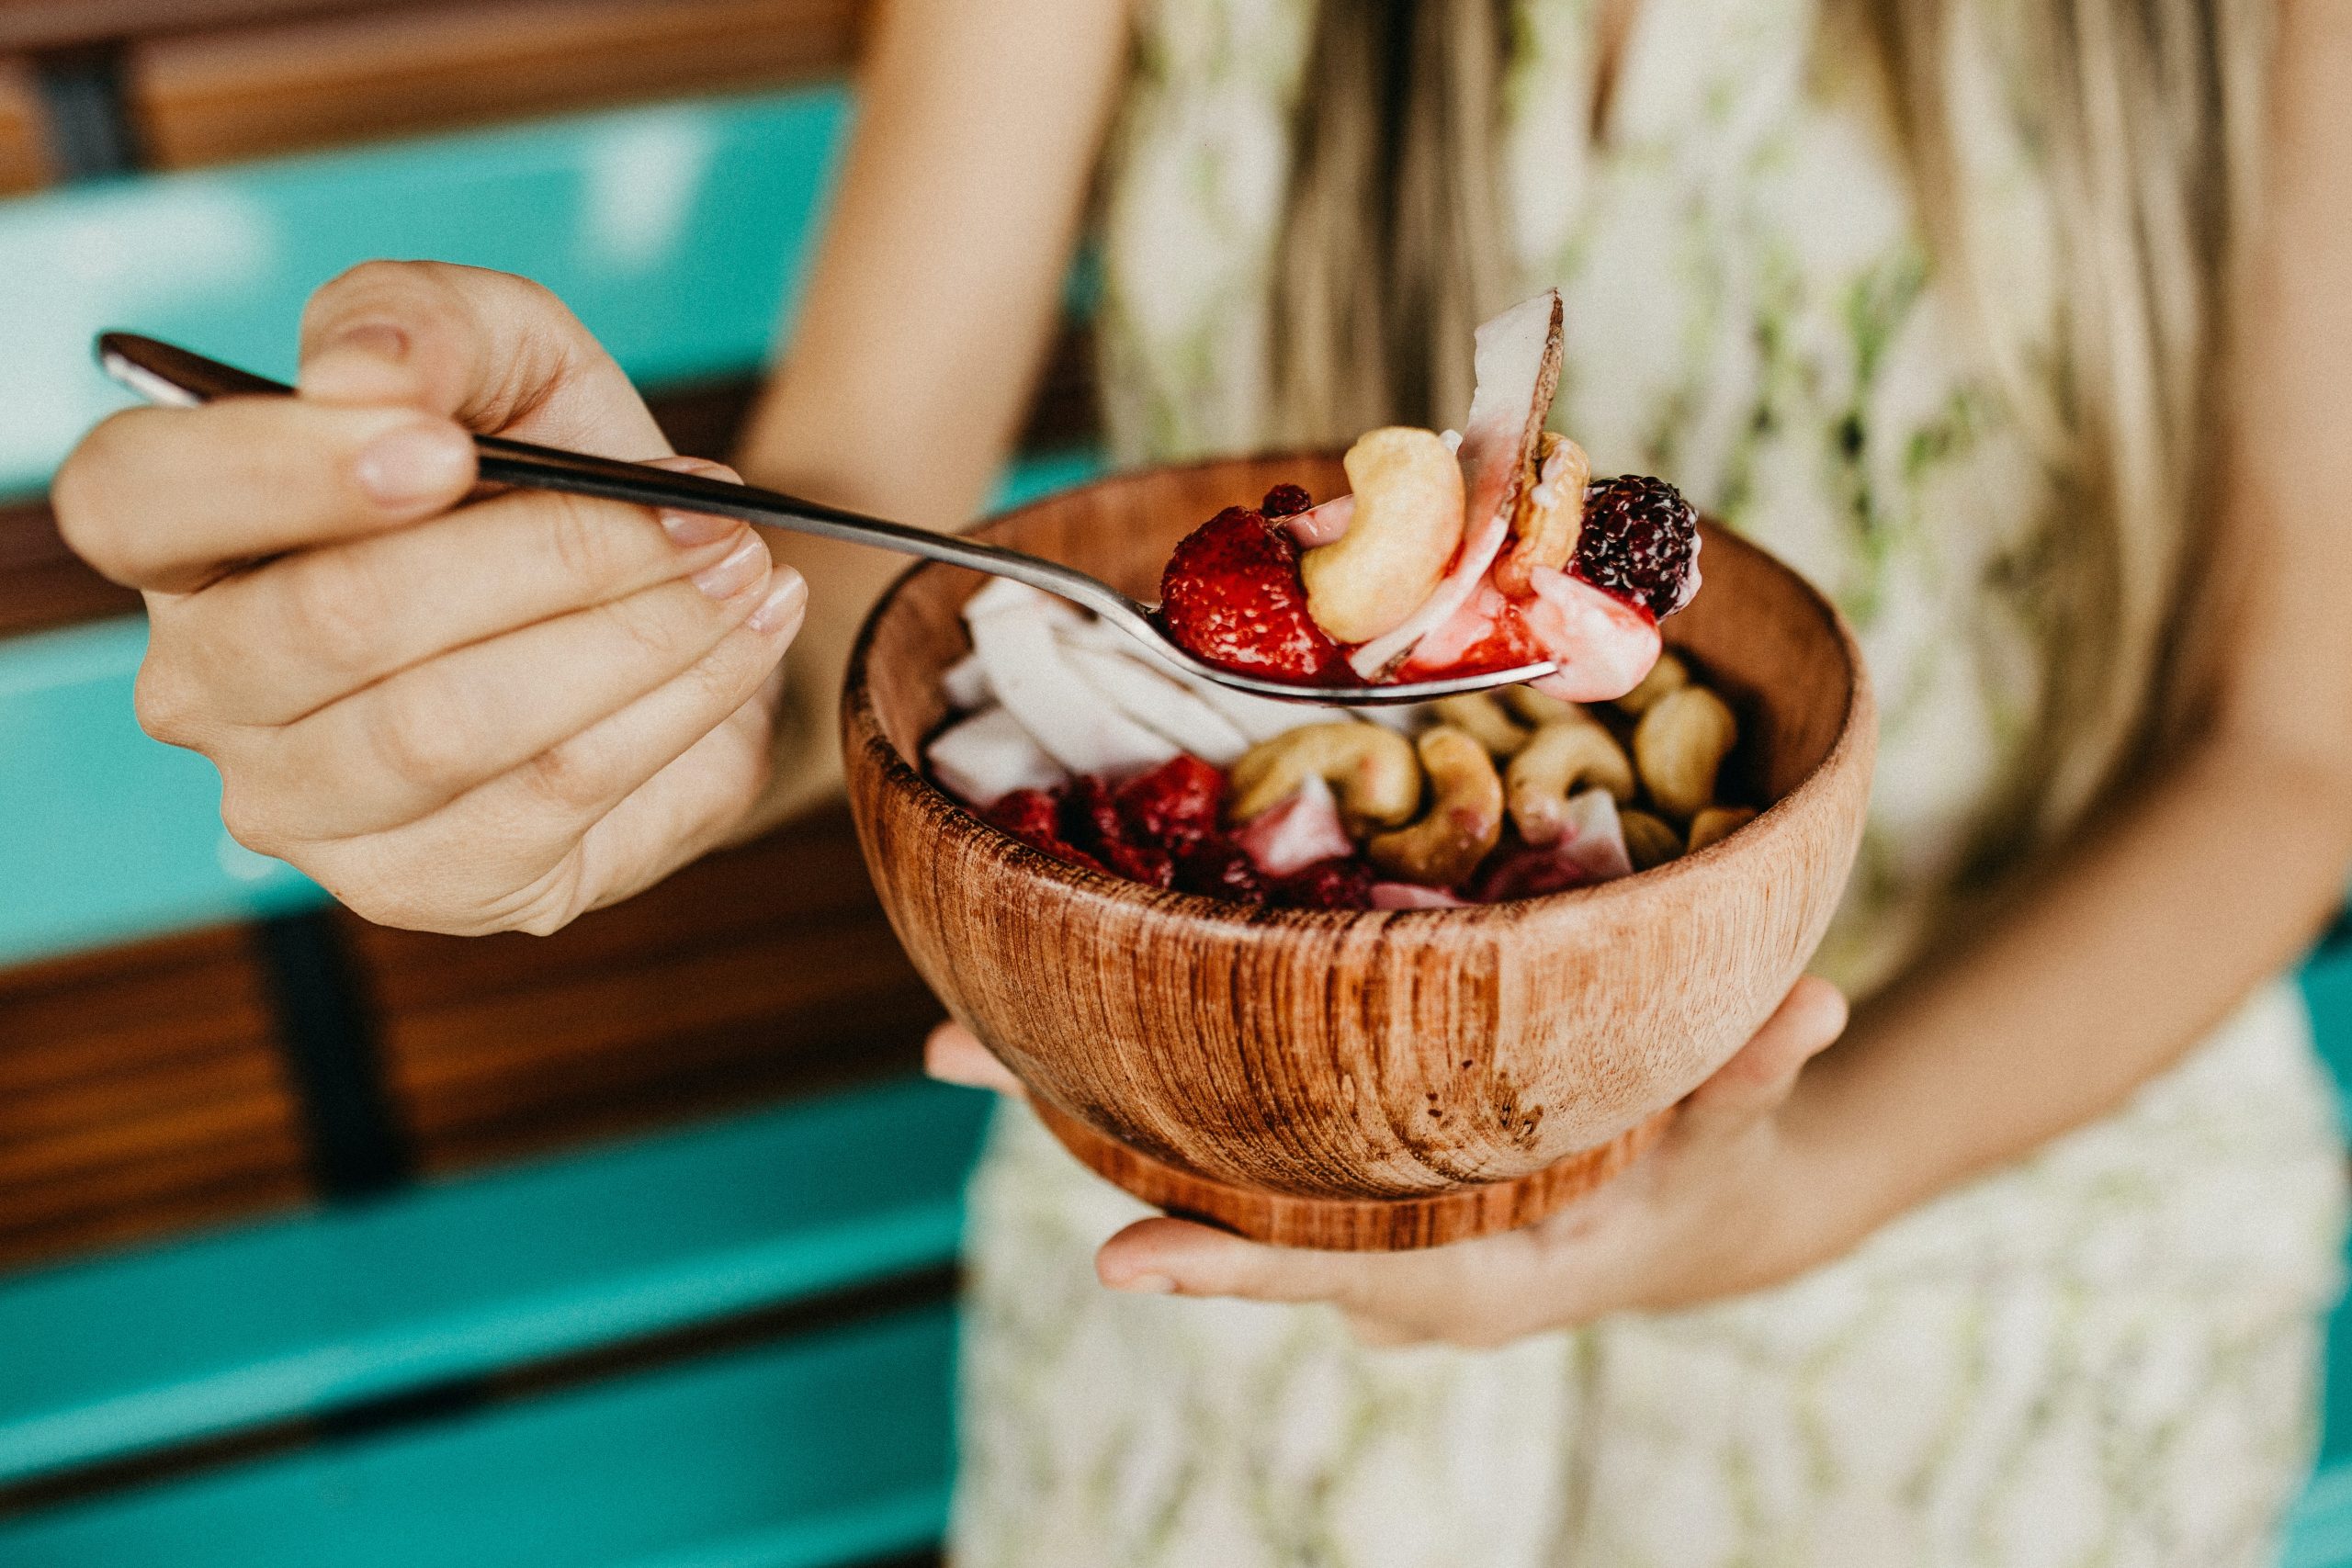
0,58 -> 52,194
127,0 -> 861,169
0,927 -> 314,1273
0,1 -> 380,54
361,806 -> 941,1176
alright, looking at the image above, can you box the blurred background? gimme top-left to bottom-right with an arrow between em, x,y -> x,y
0,4 -> 2344,1566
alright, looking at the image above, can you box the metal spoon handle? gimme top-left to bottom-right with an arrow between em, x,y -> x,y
94,332 -> 1145,624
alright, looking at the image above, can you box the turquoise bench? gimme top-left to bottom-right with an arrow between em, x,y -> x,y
0,82 -> 2346,1564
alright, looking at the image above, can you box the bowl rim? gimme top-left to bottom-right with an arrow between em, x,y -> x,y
842,451 -> 1876,931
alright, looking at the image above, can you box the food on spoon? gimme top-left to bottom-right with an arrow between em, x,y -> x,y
1155,503 -> 1351,683
1299,427 -> 1465,642
1151,288 -> 1701,702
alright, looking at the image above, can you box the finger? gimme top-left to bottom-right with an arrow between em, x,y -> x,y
1679,976 -> 1848,1135
53,400 -> 474,592
252,539 -> 788,838
312,618 -> 799,934
923,1024 -> 1028,1098
1097,1217 -> 1384,1303
298,261 -> 667,457
163,458 -> 754,726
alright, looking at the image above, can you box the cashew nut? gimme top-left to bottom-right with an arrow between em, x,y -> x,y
1494,433 -> 1590,596
1619,808 -> 1684,870
1432,693 -> 1532,757
1501,684 -> 1578,726
1686,805 -> 1758,852
1229,721 -> 1421,833
1368,726 -> 1505,886
1634,685 -> 1738,821
1300,427 -> 1465,642
1505,715 -> 1636,845
1614,650 -> 1690,716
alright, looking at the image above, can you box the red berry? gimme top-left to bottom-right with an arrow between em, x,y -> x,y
1261,483 -> 1313,519
1058,775 -> 1126,852
1574,476 -> 1701,617
984,788 -> 1108,874
1115,755 -> 1226,852
1157,507 -> 1351,682
1272,857 -> 1376,909
1174,833 -> 1269,905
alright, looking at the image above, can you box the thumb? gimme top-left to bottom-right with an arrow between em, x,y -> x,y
1678,976 -> 1847,1137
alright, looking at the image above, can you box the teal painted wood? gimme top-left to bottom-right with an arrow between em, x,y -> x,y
2287,1462 -> 2352,1568
0,616 -> 327,964
0,88 -> 851,500
0,1305 -> 955,1568
0,453 -> 1100,967
0,1078 -> 989,1483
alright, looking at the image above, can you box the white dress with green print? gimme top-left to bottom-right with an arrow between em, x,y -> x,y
947,1 -> 2349,1562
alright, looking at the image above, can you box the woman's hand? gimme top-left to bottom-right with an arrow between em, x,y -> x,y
927,976 -> 1851,1348
53,260 -> 806,936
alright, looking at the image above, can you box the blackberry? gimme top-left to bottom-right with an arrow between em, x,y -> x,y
1574,475 -> 1701,617
1260,483 -> 1313,519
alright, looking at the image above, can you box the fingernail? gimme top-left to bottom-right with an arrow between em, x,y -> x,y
327,321 -> 409,361
354,422 -> 471,506
1111,1273 -> 1177,1295
747,571 -> 807,636
691,534 -> 769,603
660,508 -> 739,548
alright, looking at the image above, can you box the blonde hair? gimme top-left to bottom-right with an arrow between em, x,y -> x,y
1269,0 -> 2271,826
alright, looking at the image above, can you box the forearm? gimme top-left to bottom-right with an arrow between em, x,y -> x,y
717,0 -> 1129,833
1789,731 -> 2352,1249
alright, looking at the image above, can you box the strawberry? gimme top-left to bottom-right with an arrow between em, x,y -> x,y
1173,833 -> 1269,905
1156,506 -> 1351,682
1059,776 -> 1175,888
1271,857 -> 1377,909
1115,755 -> 1226,853
985,787 -> 1108,875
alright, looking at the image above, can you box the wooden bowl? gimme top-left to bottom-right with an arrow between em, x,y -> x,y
844,454 -> 1874,1250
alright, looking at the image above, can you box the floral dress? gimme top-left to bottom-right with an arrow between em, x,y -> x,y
948,1 -> 2350,1562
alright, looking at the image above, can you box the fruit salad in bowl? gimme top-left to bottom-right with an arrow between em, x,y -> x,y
1150,289 -> 1699,700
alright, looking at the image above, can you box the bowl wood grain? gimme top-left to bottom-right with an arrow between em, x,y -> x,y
844,454 -> 1874,1249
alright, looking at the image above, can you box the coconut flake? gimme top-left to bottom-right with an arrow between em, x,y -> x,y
926,705 -> 1068,806
1554,788 -> 1635,882
1059,639 -> 1251,765
941,651 -> 992,711
1350,290 -> 1565,678
1059,615 -> 1351,740
967,603 -> 1177,775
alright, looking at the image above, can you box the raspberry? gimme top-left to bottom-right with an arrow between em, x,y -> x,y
1272,857 -> 1377,910
1115,755 -> 1226,853
1260,483 -> 1313,519
1574,476 -> 1701,617
1156,507 -> 1351,682
985,787 -> 1108,874
1174,834 -> 1269,905
1057,775 -> 1175,888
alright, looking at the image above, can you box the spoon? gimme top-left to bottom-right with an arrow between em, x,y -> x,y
96,332 -> 1558,705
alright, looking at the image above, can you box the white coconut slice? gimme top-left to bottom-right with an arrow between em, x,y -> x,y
1350,289 -> 1566,678
1059,639 -> 1251,765
926,705 -> 1069,807
965,576 -> 1080,627
1232,774 -> 1354,875
1057,615 -> 1349,741
941,650 -> 992,712
967,603 -> 1177,775
1552,788 -> 1636,882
